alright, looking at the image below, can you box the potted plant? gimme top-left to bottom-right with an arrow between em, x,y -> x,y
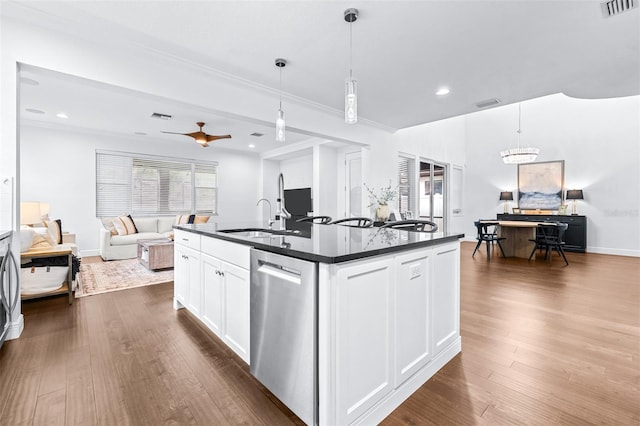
364,181 -> 398,222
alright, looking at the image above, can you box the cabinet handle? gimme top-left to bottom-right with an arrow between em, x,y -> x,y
182,238 -> 189,242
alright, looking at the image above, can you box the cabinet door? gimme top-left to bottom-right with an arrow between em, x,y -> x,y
201,254 -> 223,337
432,243 -> 460,356
222,260 -> 250,364
335,257 -> 394,425
173,245 -> 189,308
394,250 -> 431,386
184,247 -> 202,317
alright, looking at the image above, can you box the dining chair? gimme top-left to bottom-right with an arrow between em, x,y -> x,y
296,216 -> 332,224
381,219 -> 438,232
528,222 -> 569,265
329,217 -> 374,228
472,221 -> 506,260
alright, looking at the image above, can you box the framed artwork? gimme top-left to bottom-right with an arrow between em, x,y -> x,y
518,160 -> 564,210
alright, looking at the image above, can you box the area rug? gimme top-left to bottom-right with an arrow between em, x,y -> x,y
76,258 -> 173,298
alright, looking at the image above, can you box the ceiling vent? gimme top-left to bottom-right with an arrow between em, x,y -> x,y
474,98 -> 501,109
151,112 -> 172,120
601,0 -> 637,17
250,132 -> 264,137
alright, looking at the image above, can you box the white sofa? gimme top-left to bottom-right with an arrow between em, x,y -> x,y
100,216 -> 177,261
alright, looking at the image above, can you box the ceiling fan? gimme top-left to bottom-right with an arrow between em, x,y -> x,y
162,122 -> 231,147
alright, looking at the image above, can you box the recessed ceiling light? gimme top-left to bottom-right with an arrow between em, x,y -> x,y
248,144 -> 256,148
25,108 -> 45,114
56,112 -> 69,119
436,88 -> 450,96
134,132 -> 147,136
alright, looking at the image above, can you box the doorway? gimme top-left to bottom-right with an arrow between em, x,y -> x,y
419,160 -> 447,231
345,151 -> 362,218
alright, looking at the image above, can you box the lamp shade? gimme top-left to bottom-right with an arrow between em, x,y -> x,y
499,191 -> 514,201
566,189 -> 584,200
20,201 -> 41,225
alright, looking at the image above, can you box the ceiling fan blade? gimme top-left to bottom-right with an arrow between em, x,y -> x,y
161,131 -> 190,135
205,134 -> 232,142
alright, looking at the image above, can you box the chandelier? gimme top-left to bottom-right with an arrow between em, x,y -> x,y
501,103 -> 539,164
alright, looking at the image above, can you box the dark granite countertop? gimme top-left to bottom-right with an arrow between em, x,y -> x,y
174,221 -> 464,264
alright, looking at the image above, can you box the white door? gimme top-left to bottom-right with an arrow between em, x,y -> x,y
345,151 -> 362,217
173,245 -> 189,308
432,243 -> 460,356
201,254 -> 223,337
185,248 -> 202,317
222,260 -> 250,364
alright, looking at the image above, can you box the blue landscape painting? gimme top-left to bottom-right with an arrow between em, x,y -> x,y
518,191 -> 562,210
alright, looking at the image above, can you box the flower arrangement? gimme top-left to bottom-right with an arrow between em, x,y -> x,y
364,181 -> 398,207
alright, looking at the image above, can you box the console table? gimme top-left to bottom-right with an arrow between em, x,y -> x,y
497,214 -> 587,252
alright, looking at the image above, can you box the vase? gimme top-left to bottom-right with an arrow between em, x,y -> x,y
376,204 -> 390,222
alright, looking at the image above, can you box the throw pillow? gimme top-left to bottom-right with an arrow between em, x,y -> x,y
101,217 -> 118,236
31,233 -> 52,249
19,227 -> 35,252
193,215 -> 210,224
113,215 -> 138,236
175,214 -> 195,225
45,219 -> 63,244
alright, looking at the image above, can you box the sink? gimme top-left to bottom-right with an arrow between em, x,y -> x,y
219,228 -> 302,238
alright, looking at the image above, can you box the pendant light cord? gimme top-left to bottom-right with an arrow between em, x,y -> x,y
279,66 -> 283,110
517,103 -> 522,148
349,20 -> 353,79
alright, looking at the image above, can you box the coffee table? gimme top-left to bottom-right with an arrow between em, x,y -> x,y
137,238 -> 174,270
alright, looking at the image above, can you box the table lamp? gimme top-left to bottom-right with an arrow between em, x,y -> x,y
20,201 -> 41,226
566,189 -> 584,215
499,191 -> 513,213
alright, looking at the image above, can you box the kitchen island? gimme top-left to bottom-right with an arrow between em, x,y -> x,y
173,222 -> 464,426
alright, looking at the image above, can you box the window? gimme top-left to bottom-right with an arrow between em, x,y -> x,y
96,150 -> 217,217
397,154 -> 415,215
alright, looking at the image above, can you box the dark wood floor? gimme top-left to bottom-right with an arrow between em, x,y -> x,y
1,242 -> 638,425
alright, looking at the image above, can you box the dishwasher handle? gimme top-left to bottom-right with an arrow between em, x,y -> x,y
256,260 -> 301,285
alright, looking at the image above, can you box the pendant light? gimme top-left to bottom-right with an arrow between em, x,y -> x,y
344,8 -> 358,124
275,58 -> 286,142
500,103 -> 540,164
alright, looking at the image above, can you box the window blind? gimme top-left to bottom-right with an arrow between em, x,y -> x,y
96,151 -> 217,217
398,155 -> 415,214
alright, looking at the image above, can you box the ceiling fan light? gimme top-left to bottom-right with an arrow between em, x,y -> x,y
276,108 -> 286,142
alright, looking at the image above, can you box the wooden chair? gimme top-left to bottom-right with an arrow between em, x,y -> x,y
528,222 -> 569,265
296,215 -> 332,224
472,221 -> 506,260
329,217 -> 374,228
381,219 -> 438,232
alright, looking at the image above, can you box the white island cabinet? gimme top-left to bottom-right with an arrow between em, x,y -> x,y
318,241 -> 460,426
174,225 -> 462,426
174,229 -> 250,364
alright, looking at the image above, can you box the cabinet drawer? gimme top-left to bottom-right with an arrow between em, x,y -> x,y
174,229 -> 201,251
201,236 -> 250,270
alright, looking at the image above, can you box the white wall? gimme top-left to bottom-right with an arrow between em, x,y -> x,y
280,155 -> 313,189
464,93 -> 640,256
20,125 -> 261,256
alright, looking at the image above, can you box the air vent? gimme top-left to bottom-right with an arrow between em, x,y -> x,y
474,98 -> 501,109
250,132 -> 264,137
151,112 -> 172,120
601,0 -> 637,17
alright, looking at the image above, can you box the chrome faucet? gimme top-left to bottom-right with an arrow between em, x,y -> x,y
276,173 -> 291,229
256,198 -> 275,228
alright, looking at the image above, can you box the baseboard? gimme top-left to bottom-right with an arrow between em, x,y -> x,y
79,249 -> 101,258
7,314 -> 24,340
352,337 -> 462,426
587,246 -> 640,257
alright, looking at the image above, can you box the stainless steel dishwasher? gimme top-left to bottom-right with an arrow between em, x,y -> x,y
250,249 -> 318,426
